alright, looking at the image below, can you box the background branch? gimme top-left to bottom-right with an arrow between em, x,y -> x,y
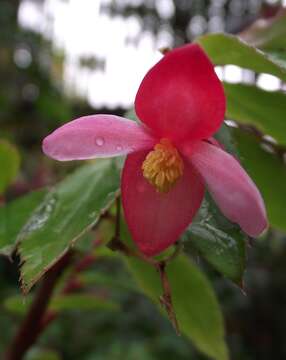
4,252 -> 72,360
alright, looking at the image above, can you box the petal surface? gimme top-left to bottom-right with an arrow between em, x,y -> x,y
135,44 -> 225,142
184,141 -> 267,237
121,150 -> 205,256
43,115 -> 156,161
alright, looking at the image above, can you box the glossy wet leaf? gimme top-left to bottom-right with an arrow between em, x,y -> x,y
225,83 -> 286,146
18,160 -> 120,293
0,140 -> 20,194
233,128 -> 286,232
181,124 -> 246,283
182,194 -> 246,284
0,190 -> 47,257
197,33 -> 286,81
122,223 -> 228,360
214,122 -> 238,156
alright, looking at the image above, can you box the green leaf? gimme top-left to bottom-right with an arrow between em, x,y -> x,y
4,293 -> 118,315
224,82 -> 286,146
214,122 -> 239,156
0,190 -> 47,257
18,160 -> 120,293
196,33 -> 286,81
3,295 -> 32,315
233,128 -> 286,231
93,245 -> 119,258
50,294 -> 119,312
79,270 -> 138,292
122,224 -> 228,360
0,140 -> 20,194
182,194 -> 246,284
267,51 -> 286,70
25,347 -> 61,360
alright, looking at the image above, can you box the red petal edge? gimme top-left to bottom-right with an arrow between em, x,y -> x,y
135,44 -> 225,143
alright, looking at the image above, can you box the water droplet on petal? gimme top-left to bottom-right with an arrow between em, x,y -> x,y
116,145 -> 123,151
95,137 -> 105,146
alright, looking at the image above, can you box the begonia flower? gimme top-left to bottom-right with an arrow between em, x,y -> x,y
42,44 -> 267,256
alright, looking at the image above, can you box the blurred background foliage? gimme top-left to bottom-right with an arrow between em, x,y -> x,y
1,0 -> 286,359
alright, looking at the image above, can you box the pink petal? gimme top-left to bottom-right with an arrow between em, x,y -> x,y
43,115 -> 156,161
135,44 -> 225,142
183,141 -> 267,237
121,150 -> 205,256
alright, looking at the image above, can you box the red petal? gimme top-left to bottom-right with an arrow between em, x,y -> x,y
43,115 -> 155,161
135,44 -> 225,142
121,150 -> 205,256
184,141 -> 267,237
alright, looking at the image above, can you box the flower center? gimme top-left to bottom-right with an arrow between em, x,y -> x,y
142,138 -> 184,193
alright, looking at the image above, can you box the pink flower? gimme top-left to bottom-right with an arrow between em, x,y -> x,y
43,44 -> 267,256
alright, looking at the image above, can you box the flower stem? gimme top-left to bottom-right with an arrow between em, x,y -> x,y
157,262 -> 180,335
108,196 -> 182,335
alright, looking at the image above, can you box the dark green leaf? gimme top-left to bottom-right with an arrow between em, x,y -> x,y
224,82 -> 286,146
233,128 -> 286,231
18,160 -> 120,293
122,224 -> 228,360
182,194 -> 246,283
196,33 -> 286,81
214,122 -> 239,156
50,294 -> 119,312
79,270 -> 138,292
25,347 -> 61,360
181,124 -> 246,283
0,140 -> 20,194
0,190 -> 47,257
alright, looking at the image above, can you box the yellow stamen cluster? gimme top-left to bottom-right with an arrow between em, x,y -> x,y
142,138 -> 184,193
